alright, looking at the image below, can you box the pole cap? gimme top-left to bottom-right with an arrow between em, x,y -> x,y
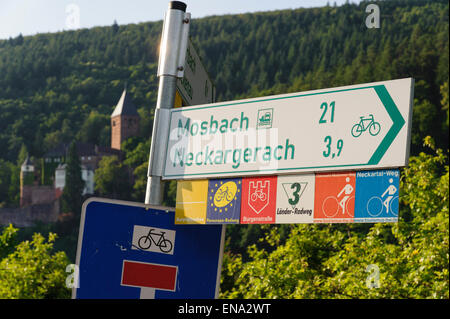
169,1 -> 187,12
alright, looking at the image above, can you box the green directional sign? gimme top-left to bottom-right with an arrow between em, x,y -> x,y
163,78 -> 414,180
368,85 -> 407,165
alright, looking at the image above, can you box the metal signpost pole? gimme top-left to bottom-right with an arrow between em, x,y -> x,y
145,1 -> 189,205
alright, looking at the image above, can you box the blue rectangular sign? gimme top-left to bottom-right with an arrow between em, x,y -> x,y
73,198 -> 225,299
354,169 -> 400,222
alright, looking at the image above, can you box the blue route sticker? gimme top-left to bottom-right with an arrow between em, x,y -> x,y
354,169 -> 400,222
206,178 -> 242,224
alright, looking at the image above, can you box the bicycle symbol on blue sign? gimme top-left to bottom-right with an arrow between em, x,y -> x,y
132,225 -> 175,255
366,178 -> 399,217
354,170 -> 400,220
137,228 -> 173,253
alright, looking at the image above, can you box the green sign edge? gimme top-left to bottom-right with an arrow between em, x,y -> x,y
368,85 -> 405,165
164,84 -> 405,178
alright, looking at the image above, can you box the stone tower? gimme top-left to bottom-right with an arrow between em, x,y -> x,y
111,88 -> 140,150
20,156 -> 35,207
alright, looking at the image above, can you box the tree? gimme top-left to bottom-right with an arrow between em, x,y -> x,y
76,110 -> 110,146
0,1 -> 448,299
61,142 -> 84,214
0,226 -> 71,299
94,155 -> 130,199
131,161 -> 148,202
0,1 -> 448,163
0,224 -> 18,259
112,20 -> 119,34
0,160 -> 19,207
121,139 -> 150,201
441,81 -> 449,130
0,160 -> 12,207
16,144 -> 28,166
221,137 -> 449,299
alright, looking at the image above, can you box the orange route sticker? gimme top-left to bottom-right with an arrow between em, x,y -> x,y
314,172 -> 355,223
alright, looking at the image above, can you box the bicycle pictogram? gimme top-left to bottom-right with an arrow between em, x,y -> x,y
351,114 -> 381,137
137,228 -> 173,253
366,178 -> 398,217
322,195 -> 355,218
215,187 -> 234,202
251,188 -> 267,202
322,177 -> 354,218
246,180 -> 272,215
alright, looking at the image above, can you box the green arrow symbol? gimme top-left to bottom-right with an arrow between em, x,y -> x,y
368,85 -> 405,165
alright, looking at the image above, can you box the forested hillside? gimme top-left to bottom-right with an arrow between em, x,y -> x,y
0,0 -> 448,163
0,0 -> 448,298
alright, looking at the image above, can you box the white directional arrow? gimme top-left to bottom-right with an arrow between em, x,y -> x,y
163,78 -> 414,180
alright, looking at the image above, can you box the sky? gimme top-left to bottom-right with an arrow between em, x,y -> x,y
0,0 -> 361,40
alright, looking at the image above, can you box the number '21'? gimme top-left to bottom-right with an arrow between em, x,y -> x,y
319,101 -> 335,124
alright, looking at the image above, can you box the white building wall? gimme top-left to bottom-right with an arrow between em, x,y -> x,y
55,168 -> 66,191
54,165 -> 95,195
81,168 -> 94,195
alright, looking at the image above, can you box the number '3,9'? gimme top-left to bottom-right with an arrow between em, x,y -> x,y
323,136 -> 343,158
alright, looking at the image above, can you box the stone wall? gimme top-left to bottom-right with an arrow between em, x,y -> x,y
0,199 -> 60,227
31,186 -> 55,205
21,185 -> 56,207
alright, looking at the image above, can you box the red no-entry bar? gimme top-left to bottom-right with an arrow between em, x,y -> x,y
121,260 -> 177,291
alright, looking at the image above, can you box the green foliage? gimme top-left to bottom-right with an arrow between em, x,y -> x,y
0,0 -> 448,299
17,144 -> 28,166
164,180 -> 177,207
221,139 -> 449,299
0,160 -> 13,206
130,161 -> 148,202
0,224 -> 18,259
123,138 -> 149,168
0,0 -> 447,206
0,226 -> 71,299
122,138 -> 150,202
0,0 -> 447,166
77,110 -> 110,146
61,142 -> 84,214
441,81 -> 449,130
0,159 -> 19,207
94,155 -> 130,199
